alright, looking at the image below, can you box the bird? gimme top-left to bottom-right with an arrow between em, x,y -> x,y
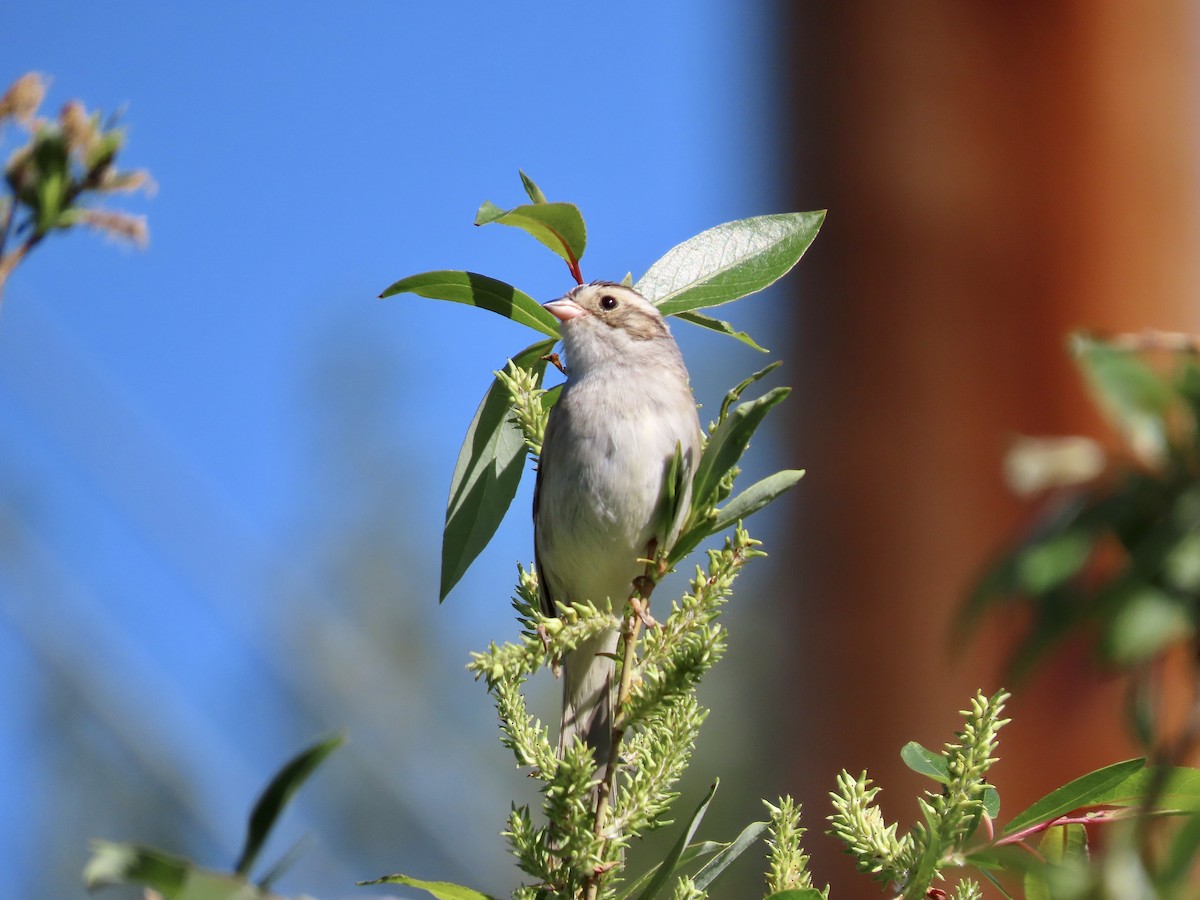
533,281 -> 703,768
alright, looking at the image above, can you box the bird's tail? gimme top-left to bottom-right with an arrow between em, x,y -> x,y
559,627 -> 621,768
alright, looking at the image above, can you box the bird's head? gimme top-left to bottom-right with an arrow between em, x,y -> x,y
543,282 -> 674,373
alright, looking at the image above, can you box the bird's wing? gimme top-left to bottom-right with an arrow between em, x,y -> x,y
532,403 -> 560,618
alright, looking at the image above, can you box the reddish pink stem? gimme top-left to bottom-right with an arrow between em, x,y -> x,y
991,807 -> 1134,850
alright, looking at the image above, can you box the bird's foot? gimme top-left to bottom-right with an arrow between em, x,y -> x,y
628,592 -> 657,628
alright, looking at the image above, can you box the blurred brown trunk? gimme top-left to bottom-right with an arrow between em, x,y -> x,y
781,3 -> 1199,895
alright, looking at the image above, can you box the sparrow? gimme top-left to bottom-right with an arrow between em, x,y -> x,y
534,281 -> 702,766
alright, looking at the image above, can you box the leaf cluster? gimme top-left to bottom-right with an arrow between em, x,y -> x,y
829,691 -> 1007,898
826,687 -> 1200,897
0,72 -> 152,299
966,332 -> 1200,744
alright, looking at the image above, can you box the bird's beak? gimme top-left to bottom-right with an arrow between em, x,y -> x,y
544,297 -> 588,322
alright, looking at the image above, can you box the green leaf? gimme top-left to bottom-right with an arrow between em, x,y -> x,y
1160,812 -> 1200,891
30,131 -> 70,234
616,842 -> 727,900
358,874 -> 499,900
983,784 -> 1001,821
441,338 -> 556,600
1071,333 -> 1172,458
84,841 -> 192,897
636,211 -> 825,316
1015,531 -> 1094,594
1024,824 -> 1088,900
708,470 -> 805,536
693,387 -> 790,511
674,310 -> 768,352
235,734 -> 345,876
1104,764 -> 1200,812
900,741 -> 950,784
83,842 -> 267,900
718,361 -> 782,423
1164,530 -> 1200,593
692,820 -> 767,891
668,368 -> 792,565
634,780 -> 719,900
379,271 -> 559,338
474,200 -> 586,270
519,170 -> 547,204
177,872 -> 263,900
1003,758 -> 1146,835
656,440 -> 689,545
763,891 -> 825,900
1101,586 -> 1196,665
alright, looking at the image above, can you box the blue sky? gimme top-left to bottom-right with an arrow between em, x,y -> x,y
0,4 -> 795,897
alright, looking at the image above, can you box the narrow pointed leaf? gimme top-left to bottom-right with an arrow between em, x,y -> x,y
358,874 -> 499,900
900,741 -> 950,784
634,780 -> 719,900
616,842 -> 727,900
519,170 -> 547,204
656,441 -> 689,545
692,820 -> 768,891
379,271 -> 559,338
675,310 -> 769,352
1003,758 -> 1146,835
693,387 -> 791,509
978,868 -> 1019,899
719,361 -> 782,423
636,211 -> 824,315
473,201 -> 586,269
1113,765 -> 1200,811
709,469 -> 805,536
235,734 -> 345,876
442,339 -> 557,600
473,199 -> 506,224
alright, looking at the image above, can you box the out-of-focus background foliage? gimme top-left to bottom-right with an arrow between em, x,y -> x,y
787,4 -> 1200,896
4,4 -> 1200,900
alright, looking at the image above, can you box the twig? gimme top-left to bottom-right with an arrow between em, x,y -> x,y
583,557 -> 662,900
990,807 -> 1137,850
0,232 -> 43,303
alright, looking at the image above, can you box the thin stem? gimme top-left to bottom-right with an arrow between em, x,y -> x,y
0,231 -> 43,305
990,807 -> 1137,849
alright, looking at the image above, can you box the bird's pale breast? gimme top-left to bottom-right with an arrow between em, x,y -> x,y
536,366 -> 697,612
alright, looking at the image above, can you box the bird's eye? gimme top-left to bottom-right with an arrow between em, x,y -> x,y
599,294 -> 618,311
